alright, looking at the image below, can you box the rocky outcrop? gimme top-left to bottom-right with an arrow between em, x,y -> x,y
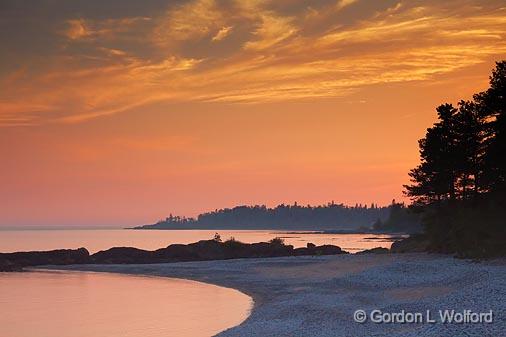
91,240 -> 348,264
0,248 -> 90,271
1,241 -> 349,271
390,235 -> 429,253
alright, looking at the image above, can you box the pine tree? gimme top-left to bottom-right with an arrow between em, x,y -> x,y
404,104 -> 459,204
404,61 -> 506,257
453,100 -> 485,199
474,61 -> 506,193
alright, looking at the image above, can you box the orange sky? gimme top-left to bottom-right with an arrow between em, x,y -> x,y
1,0 -> 505,226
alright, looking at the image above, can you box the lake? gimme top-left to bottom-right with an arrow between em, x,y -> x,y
0,270 -> 252,337
0,228 -> 401,253
0,229 -> 401,337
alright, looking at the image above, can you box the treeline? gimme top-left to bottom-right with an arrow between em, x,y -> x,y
405,61 -> 506,257
137,202 -> 396,231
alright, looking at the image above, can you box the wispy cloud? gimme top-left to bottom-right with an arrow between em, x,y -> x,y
153,0 -> 225,44
61,16 -> 151,41
64,19 -> 92,40
243,13 -> 298,50
212,26 -> 233,41
335,0 -> 358,11
2,0 -> 506,126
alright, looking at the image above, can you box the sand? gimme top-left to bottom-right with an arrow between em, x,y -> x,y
49,253 -> 505,337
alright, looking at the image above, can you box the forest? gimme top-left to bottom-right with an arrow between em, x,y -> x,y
136,202 -> 400,231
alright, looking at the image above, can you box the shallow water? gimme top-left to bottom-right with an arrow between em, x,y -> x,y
0,229 -> 400,253
0,271 -> 252,337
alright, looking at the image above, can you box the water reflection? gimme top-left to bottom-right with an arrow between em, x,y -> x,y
0,271 -> 252,337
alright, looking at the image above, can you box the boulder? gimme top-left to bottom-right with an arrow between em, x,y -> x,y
356,247 -> 389,255
390,235 -> 429,253
293,244 -> 348,256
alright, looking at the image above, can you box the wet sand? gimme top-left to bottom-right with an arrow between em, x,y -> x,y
49,254 -> 505,337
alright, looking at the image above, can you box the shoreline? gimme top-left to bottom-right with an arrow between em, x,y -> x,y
45,253 -> 505,337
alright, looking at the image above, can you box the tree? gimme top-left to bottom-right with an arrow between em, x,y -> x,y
404,60 -> 506,257
404,103 -> 459,204
453,100 -> 484,199
474,61 -> 506,193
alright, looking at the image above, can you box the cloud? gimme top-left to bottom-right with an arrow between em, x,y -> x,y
2,0 -> 506,126
62,17 -> 151,41
335,0 -> 358,11
100,48 -> 128,57
243,13 -> 298,50
0,102 -> 52,126
132,56 -> 203,72
212,26 -> 233,41
64,19 -> 92,40
154,0 -> 225,44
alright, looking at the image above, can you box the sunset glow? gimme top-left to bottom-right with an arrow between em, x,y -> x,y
1,0 -> 505,226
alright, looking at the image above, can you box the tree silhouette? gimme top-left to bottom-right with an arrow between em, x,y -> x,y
474,61 -> 506,193
454,100 -> 484,199
405,103 -> 459,203
404,60 -> 506,257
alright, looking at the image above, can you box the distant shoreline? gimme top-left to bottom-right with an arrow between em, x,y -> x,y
129,226 -> 410,236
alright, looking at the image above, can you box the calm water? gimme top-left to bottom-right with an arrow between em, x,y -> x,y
0,229 -> 400,253
0,229 -> 399,337
0,270 -> 252,337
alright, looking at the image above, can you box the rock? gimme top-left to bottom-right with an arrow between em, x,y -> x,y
390,235 -> 429,253
2,241 -> 351,269
91,247 -> 154,264
293,244 -> 348,256
0,258 -> 22,272
0,248 -> 90,272
307,243 -> 316,248
92,240 -> 347,264
356,247 -> 389,255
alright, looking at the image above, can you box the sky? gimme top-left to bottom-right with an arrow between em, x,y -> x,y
1,0 -> 505,226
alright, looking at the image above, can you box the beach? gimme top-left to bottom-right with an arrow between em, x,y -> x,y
51,253 -> 505,337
